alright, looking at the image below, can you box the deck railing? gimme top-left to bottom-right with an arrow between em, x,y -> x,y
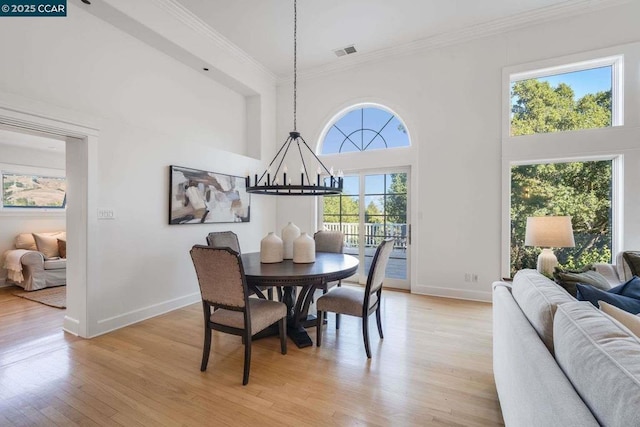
322,222 -> 407,250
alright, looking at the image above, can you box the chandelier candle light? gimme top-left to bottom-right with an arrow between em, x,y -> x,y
245,0 -> 343,196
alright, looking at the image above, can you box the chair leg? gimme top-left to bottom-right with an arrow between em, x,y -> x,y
242,332 -> 252,385
336,313 -> 341,329
376,304 -> 384,339
276,286 -> 283,302
316,310 -> 323,347
200,324 -> 211,371
279,318 -> 287,355
267,288 -> 273,300
363,315 -> 371,358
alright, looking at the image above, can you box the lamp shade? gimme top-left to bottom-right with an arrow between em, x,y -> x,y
524,216 -> 575,248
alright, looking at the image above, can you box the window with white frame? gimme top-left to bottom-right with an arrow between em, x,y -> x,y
320,106 -> 410,154
509,159 -> 614,276
509,56 -> 623,136
1,170 -> 66,209
501,48 -> 633,278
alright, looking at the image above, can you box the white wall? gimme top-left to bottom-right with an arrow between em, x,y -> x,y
0,4 -> 276,336
0,144 -> 66,285
276,1 -> 640,301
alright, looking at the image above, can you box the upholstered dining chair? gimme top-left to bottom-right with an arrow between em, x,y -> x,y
316,238 -> 394,358
206,231 -> 273,300
314,230 -> 346,293
206,231 -> 241,253
190,245 -> 287,385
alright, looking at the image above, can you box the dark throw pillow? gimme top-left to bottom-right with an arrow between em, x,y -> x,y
554,266 -> 610,297
622,251 -> 640,276
576,276 -> 640,314
57,238 -> 67,259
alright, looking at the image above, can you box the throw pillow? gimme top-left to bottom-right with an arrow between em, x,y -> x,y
599,301 -> 640,337
622,251 -> 640,276
14,233 -> 38,251
32,233 -> 60,259
553,266 -> 610,297
576,283 -> 640,314
57,239 -> 67,259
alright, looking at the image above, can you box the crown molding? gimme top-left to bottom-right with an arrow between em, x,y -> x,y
278,0 -> 632,85
152,0 -> 277,83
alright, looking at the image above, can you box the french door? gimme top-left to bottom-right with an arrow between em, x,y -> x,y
321,168 -> 410,289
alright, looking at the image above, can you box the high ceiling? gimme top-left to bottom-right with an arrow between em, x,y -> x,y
175,0 -> 576,78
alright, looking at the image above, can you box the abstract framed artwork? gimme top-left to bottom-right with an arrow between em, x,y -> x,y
169,165 -> 250,224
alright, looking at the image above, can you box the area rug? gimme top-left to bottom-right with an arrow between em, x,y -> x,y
13,286 -> 66,309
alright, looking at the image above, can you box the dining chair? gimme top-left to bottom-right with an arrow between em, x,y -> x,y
206,231 -> 273,300
190,245 -> 287,385
206,231 -> 241,252
314,230 -> 345,293
316,238 -> 394,358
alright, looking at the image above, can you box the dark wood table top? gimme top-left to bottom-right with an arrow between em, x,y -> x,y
241,252 -> 358,285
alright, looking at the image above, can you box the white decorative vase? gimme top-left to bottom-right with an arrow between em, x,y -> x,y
260,232 -> 283,263
293,232 -> 315,263
281,222 -> 301,259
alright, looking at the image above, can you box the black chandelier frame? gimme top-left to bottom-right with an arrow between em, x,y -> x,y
245,0 -> 343,196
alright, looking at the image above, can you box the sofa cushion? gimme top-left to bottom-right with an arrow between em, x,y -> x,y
32,232 -> 65,259
15,233 -> 37,251
57,239 -> 66,259
599,301 -> 640,337
616,251 -> 634,283
33,233 -> 60,258
553,267 -> 611,296
577,276 -> 640,314
622,251 -> 640,276
553,302 -> 640,427
43,258 -> 66,270
512,269 -> 576,353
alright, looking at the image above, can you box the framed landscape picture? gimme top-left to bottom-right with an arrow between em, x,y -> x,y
169,165 -> 250,225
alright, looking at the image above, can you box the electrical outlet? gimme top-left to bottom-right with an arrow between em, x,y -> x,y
464,273 -> 471,282
97,208 -> 115,220
472,274 -> 478,283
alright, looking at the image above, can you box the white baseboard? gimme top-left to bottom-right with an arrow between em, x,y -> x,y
91,292 -> 201,338
63,315 -> 80,336
412,284 -> 492,303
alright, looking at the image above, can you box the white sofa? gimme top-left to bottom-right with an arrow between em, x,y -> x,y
493,269 -> 640,426
3,232 -> 66,291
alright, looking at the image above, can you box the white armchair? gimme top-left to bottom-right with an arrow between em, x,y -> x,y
3,232 -> 66,291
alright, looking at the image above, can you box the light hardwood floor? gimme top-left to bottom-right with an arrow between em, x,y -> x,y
0,285 -> 504,426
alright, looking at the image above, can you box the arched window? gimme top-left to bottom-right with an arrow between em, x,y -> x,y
320,106 -> 410,155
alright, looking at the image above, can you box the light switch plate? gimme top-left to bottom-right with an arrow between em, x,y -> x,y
97,208 -> 115,220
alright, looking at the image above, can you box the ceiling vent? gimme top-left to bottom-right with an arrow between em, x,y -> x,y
333,45 -> 357,57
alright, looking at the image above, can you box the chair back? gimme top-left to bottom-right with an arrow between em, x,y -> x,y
365,238 -> 395,295
206,231 -> 241,253
314,230 -> 344,253
190,245 -> 247,308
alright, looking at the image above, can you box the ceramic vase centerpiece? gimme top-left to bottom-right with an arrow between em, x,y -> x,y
282,222 -> 301,259
293,232 -> 315,263
260,232 -> 283,263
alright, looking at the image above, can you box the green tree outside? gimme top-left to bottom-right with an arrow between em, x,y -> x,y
509,76 -> 613,275
511,79 -> 611,136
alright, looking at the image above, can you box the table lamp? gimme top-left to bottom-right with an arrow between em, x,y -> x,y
524,216 -> 575,277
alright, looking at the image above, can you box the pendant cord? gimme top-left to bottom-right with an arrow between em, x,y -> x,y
293,0 -> 297,131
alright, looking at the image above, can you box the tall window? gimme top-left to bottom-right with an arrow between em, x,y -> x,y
510,56 -> 622,136
321,106 -> 409,154
510,160 -> 613,276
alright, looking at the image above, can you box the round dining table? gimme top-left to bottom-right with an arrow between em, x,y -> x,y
241,251 -> 358,348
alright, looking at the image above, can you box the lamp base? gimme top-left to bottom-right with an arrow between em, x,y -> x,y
537,248 -> 558,277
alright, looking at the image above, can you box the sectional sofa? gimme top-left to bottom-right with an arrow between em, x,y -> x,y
493,269 -> 640,426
